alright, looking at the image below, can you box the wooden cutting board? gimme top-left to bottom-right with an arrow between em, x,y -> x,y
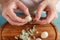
0,16 -> 59,40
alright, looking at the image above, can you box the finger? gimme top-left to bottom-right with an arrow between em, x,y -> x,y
45,6 -> 57,24
6,8 -> 27,23
17,1 -> 30,16
34,1 -> 47,21
33,6 -> 57,24
30,20 -> 42,24
2,13 -> 27,26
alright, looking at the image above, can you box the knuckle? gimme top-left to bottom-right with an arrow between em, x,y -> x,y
10,22 -> 15,25
25,8 -> 28,11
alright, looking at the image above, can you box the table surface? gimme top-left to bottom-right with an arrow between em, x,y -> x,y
0,12 -> 60,32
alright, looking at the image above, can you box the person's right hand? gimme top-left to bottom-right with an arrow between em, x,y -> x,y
33,0 -> 58,24
2,0 -> 30,26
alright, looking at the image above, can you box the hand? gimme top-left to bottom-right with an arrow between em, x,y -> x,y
2,0 -> 30,26
34,0 -> 58,24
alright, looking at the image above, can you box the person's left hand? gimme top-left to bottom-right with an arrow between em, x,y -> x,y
33,0 -> 58,24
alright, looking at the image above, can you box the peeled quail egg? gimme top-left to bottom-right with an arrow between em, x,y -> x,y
41,31 -> 48,38
36,38 -> 42,40
25,16 -> 32,22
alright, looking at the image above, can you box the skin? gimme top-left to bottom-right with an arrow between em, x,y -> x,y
33,0 -> 58,24
0,0 -> 58,26
0,0 -> 31,26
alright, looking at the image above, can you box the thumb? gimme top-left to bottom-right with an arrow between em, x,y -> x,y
16,1 -> 30,16
34,1 -> 47,21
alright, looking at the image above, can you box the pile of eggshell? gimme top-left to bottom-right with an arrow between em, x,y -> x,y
15,29 -> 48,40
14,16 -> 49,40
15,27 -> 48,40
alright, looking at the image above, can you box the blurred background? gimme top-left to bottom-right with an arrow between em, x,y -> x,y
0,0 -> 60,33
